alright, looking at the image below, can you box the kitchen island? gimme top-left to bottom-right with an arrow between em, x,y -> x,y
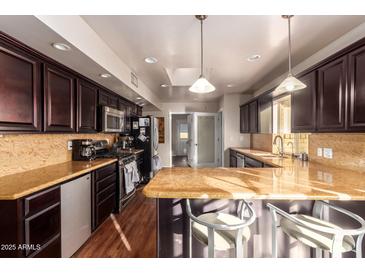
143,149 -> 365,258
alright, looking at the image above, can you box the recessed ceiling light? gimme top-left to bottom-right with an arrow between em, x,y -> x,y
99,73 -> 111,78
160,84 -> 169,88
136,97 -> 142,100
51,42 -> 71,51
247,54 -> 261,62
227,84 -> 235,88
144,57 -> 158,64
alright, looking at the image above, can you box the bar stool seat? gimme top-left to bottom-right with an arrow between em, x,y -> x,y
280,214 -> 355,252
192,212 -> 251,250
267,201 -> 365,258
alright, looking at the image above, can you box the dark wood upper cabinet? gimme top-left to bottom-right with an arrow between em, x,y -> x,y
249,100 -> 258,133
291,71 -> 317,132
348,45 -> 365,131
317,56 -> 347,132
0,43 -> 41,132
98,89 -> 118,109
44,64 -> 75,132
77,79 -> 98,133
118,98 -> 131,133
240,104 -> 249,133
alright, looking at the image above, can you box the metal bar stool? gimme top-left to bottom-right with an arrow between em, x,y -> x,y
185,199 -> 256,258
267,201 -> 365,258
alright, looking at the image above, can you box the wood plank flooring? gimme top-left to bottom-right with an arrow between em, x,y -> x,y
74,188 -> 156,258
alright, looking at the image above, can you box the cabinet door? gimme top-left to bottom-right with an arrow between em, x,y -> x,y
291,71 -> 317,132
240,104 -> 249,133
0,44 -> 41,132
348,45 -> 365,131
44,64 -> 75,132
317,56 -> 347,131
77,79 -> 98,132
249,100 -> 258,133
119,99 -> 131,133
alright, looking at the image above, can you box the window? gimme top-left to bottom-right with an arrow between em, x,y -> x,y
179,124 -> 188,139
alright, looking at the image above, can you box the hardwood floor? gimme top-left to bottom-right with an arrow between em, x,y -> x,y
74,187 -> 156,258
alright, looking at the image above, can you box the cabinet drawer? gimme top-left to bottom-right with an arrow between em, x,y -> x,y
24,203 -> 60,256
244,156 -> 264,168
28,235 -> 61,258
96,193 -> 116,227
24,187 -> 60,217
96,173 -> 116,193
97,183 -> 116,204
95,164 -> 116,181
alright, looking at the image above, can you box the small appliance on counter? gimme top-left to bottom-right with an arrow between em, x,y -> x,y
131,115 -> 161,183
71,139 -> 96,161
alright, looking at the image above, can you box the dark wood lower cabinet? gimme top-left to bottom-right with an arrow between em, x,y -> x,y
92,163 -> 118,231
0,186 -> 61,258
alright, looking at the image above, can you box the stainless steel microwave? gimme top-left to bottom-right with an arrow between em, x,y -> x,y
102,106 -> 125,132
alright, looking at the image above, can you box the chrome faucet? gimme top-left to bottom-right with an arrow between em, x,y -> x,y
273,135 -> 284,157
287,141 -> 294,157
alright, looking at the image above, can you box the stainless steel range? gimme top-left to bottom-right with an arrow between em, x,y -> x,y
93,140 -> 140,212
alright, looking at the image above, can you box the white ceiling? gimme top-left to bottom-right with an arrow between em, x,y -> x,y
82,15 -> 365,103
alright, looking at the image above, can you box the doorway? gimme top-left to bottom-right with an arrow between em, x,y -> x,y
187,112 -> 222,168
171,114 -> 190,167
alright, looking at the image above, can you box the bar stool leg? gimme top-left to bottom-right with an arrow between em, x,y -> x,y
269,208 -> 278,258
356,234 -> 364,258
208,227 -> 215,258
188,218 -> 192,258
315,248 -> 322,258
234,228 -> 243,258
331,234 -> 344,258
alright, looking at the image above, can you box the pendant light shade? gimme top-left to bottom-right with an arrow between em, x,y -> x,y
189,15 -> 216,93
275,15 -> 306,93
189,76 -> 216,93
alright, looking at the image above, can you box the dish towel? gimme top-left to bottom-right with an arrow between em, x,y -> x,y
152,155 -> 162,172
124,163 -> 135,194
130,160 -> 140,184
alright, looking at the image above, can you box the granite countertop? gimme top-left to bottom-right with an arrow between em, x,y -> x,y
143,148 -> 365,200
0,158 -> 117,200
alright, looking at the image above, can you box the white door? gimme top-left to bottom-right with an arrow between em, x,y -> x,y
187,114 -> 195,167
188,113 -> 219,167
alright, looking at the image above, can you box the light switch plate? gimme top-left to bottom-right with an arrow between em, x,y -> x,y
323,148 -> 333,159
317,147 -> 323,157
67,141 -> 73,151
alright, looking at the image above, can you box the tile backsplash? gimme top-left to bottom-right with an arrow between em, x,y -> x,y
308,133 -> 365,171
0,133 -> 116,177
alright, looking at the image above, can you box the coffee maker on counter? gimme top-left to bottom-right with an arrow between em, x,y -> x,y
71,139 -> 96,161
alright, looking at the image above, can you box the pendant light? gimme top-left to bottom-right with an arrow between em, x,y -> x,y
275,15 -> 306,93
189,15 -> 216,93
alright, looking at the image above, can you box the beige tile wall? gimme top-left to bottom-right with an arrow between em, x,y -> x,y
0,133 -> 116,177
251,134 -> 273,152
308,133 -> 365,171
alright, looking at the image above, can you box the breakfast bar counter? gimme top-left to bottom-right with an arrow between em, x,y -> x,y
143,149 -> 365,258
143,149 -> 365,201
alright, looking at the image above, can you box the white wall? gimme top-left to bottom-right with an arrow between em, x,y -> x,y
220,94 -> 252,167
143,102 -> 220,167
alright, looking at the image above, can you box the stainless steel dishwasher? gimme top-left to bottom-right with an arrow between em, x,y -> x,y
61,174 -> 91,258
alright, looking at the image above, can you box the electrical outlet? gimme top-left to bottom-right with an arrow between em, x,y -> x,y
317,147 -> 323,157
323,148 -> 333,159
67,141 -> 73,151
